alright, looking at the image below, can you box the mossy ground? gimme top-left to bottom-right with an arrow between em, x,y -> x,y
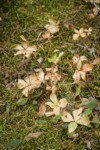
0,0 -> 100,149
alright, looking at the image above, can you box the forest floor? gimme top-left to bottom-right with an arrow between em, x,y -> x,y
0,0 -> 100,149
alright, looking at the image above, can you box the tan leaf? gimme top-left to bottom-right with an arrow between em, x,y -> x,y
42,31 -> 51,39
38,101 -> 46,116
73,70 -> 81,82
20,35 -> 28,42
77,115 -> 90,126
72,55 -> 79,64
73,107 -> 83,122
45,19 -> 59,34
45,111 -> 54,117
53,106 -> 60,115
93,58 -> 100,65
73,34 -> 79,40
58,98 -> 67,108
24,132 -> 43,141
17,74 -> 42,97
14,37 -> 37,58
82,64 -> 93,72
61,111 -> 74,122
45,66 -> 61,83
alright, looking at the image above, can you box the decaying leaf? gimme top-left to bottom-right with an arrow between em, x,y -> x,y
94,0 -> 100,3
68,122 -> 78,133
61,111 -> 74,122
73,28 -> 92,40
48,50 -> 64,64
46,84 -> 57,94
82,63 -> 93,72
45,19 -> 59,34
72,55 -> 87,70
42,31 -> 51,39
73,62 -> 93,84
38,101 -> 46,116
93,57 -> 100,65
24,132 -> 43,141
61,107 -> 90,132
14,35 -> 37,58
85,140 -> 91,149
45,66 -> 61,83
89,7 -> 99,18
17,69 -> 44,97
46,94 -> 67,115
73,28 -> 86,40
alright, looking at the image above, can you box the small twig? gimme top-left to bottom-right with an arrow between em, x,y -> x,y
89,0 -> 100,10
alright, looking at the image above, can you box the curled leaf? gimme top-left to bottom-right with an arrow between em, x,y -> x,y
24,132 -> 43,141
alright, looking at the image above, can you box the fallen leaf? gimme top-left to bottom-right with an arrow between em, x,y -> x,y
14,36 -> 37,58
24,132 -> 43,141
82,63 -> 93,72
68,122 -> 78,133
73,28 -> 86,40
73,107 -> 83,122
45,66 -> 61,83
61,111 -> 74,122
85,140 -> 91,149
45,19 -> 59,34
38,101 -> 46,116
93,57 -> 100,65
42,31 -> 51,39
17,71 -> 44,97
77,115 -> 90,126
37,57 -> 43,64
94,0 -> 100,3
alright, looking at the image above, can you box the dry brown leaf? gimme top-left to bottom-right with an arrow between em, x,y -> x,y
93,57 -> 100,65
14,36 -> 37,58
73,28 -> 86,40
42,31 -> 51,39
24,132 -> 43,141
45,66 -> 61,83
82,64 -> 93,72
17,70 -> 44,97
45,19 -> 59,34
38,101 -> 46,116
46,84 -> 57,94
